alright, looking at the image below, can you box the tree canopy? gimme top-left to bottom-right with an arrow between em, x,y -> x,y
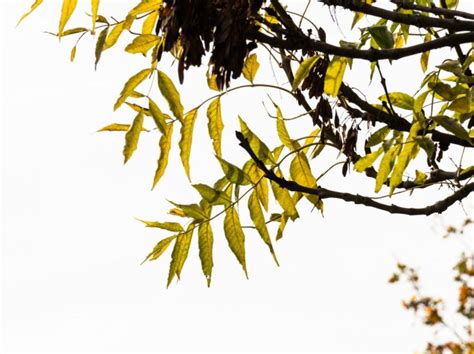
18,0 -> 474,289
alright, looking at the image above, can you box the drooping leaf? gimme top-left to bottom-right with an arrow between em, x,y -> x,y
354,147 -> 383,172
123,110 -> 144,164
91,0 -> 100,33
432,115 -> 472,143
368,25 -> 394,49
141,235 -> 176,264
148,98 -> 167,134
324,56 -> 348,97
276,213 -> 288,241
58,0 -> 78,38
198,210 -> 213,287
179,109 -> 198,180
193,184 -> 230,206
125,34 -> 160,55
248,191 -> 279,266
157,70 -> 184,122
292,56 -> 319,91
152,123 -> 173,189
114,68 -> 152,110
17,0 -> 44,26
137,219 -> 184,232
167,225 -> 194,287
94,26 -> 108,69
239,117 -> 274,164
420,32 -> 431,72
70,45 -> 77,62
290,152 -> 319,205
223,207 -> 248,278
216,156 -> 251,185
207,98 -> 224,157
375,144 -> 402,192
379,92 -> 414,110
242,53 -> 260,83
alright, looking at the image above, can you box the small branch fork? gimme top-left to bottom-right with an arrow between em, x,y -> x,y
236,132 -> 474,216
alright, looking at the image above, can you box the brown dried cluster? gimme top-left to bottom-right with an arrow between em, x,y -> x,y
156,0 -> 264,89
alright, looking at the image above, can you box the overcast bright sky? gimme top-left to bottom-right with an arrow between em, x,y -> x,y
2,1 -> 473,353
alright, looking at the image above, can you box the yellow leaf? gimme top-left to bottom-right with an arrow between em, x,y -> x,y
104,22 -> 125,50
137,219 -> 183,232
98,123 -> 134,132
167,225 -> 194,287
375,144 -> 401,192
207,98 -> 224,157
239,117 -> 274,164
152,123 -> 173,189
123,110 -> 144,164
148,98 -> 167,134
276,106 -> 297,150
432,115 -> 472,143
324,56 -> 348,97
157,70 -> 184,122
223,207 -> 248,278
290,152 -> 319,205
302,128 -> 320,153
276,213 -> 288,241
94,26 -> 108,69
248,191 -> 279,266
198,204 -> 213,287
242,53 -> 260,83
179,109 -> 198,180
17,0 -> 43,26
354,147 -> 383,172
292,56 -> 319,91
207,74 -> 219,91
128,0 -> 162,17
142,11 -> 158,34
193,184 -> 230,206
58,0 -> 78,38
420,33 -> 431,72
169,202 -> 206,221
271,176 -> 299,221
447,97 -> 474,114
217,157 -> 250,186
125,34 -> 160,55
70,45 -> 77,62
379,92 -> 414,110
141,235 -> 176,264
91,0 -> 100,34
243,161 -> 269,211
114,68 -> 151,111
414,170 -> 427,185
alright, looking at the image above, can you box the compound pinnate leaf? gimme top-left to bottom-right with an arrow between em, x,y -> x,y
123,110 -> 144,164
223,207 -> 248,278
179,109 -> 198,180
169,202 -> 207,221
207,98 -> 224,157
157,70 -> 184,122
152,123 -> 173,189
114,68 -> 152,111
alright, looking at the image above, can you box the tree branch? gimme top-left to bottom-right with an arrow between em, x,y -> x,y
237,132 -> 474,216
391,0 -> 474,21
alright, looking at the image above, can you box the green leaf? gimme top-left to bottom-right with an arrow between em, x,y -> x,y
324,56 -> 348,97
432,115 -> 472,144
167,225 -> 194,287
292,56 -> 319,91
169,202 -> 207,221
239,117 -> 274,164
447,96 -> 474,114
375,144 -> 401,192
58,0 -> 78,38
368,25 -> 394,49
414,170 -> 427,185
413,136 -> 435,157
141,235 -> 176,264
114,68 -> 151,111
192,184 -> 230,206
17,0 -> 44,26
148,98 -> 167,134
216,157 -> 251,185
207,98 -> 224,157
271,177 -> 299,221
157,70 -> 184,122
242,53 -> 260,83
379,92 -> 414,110
354,147 -> 383,172
125,34 -> 160,55
137,219 -> 184,232
123,110 -> 144,164
366,126 -> 390,147
152,123 -> 173,189
276,105 -> 297,150
248,191 -> 279,266
179,109 -> 198,180
223,207 -> 248,278
94,26 -> 108,69
414,91 -> 429,113
198,207 -> 213,287
420,32 -> 431,72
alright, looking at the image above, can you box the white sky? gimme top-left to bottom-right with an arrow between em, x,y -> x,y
2,1 -> 473,353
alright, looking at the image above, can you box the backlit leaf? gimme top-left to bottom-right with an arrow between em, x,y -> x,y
432,115 -> 472,143
70,45 -> 77,62
114,68 -> 152,110
123,110 -> 144,164
243,161 -> 269,211
379,92 -> 414,110
368,25 -> 394,49
447,96 -> 474,114
420,33 -> 431,72
276,106 -> 296,150
242,53 -> 259,83
152,123 -> 173,189
193,184 -> 230,206
141,235 -> 176,264
375,144 -> 401,192
169,202 -> 207,221
142,11 -> 158,34
207,98 -> 224,157
271,178 -> 299,221
198,207 -> 213,287
104,22 -> 125,50
167,225 -> 194,287
354,147 -> 383,172
216,157 -> 250,186
157,70 -> 184,122
366,126 -> 390,147
94,26 -> 108,69
58,0 -> 78,38
290,152 -> 319,205
125,34 -> 160,55
17,0 -> 44,26
179,109 -> 198,180
276,213 -> 288,241
414,91 -> 429,113
148,98 -> 167,134
91,0 -> 100,33
324,56 -> 348,97
239,117 -> 274,164
414,170 -> 427,185
292,56 -> 319,91
223,207 -> 248,278
248,191 -> 279,266
98,123 -> 141,132
138,219 -> 183,232
128,0 -> 162,17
